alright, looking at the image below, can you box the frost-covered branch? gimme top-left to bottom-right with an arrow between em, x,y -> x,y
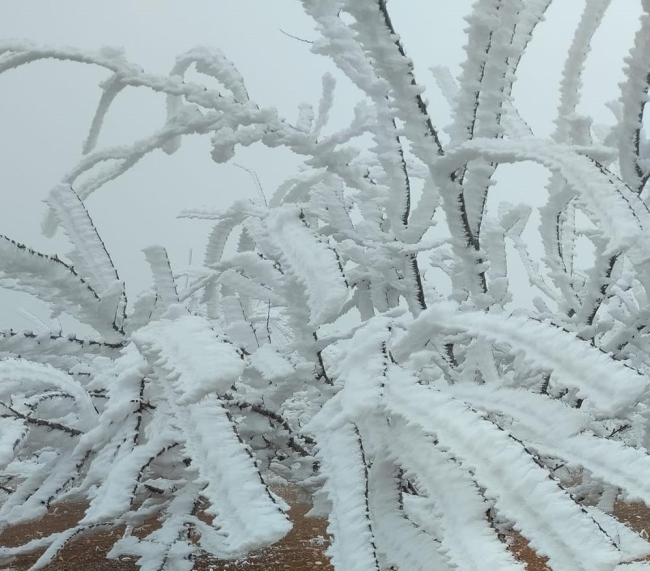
3,2 -> 650,570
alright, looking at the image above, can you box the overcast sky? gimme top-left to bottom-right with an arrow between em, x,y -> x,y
0,1 -> 642,332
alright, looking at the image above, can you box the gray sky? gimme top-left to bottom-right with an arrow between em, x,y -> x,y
0,1 -> 642,331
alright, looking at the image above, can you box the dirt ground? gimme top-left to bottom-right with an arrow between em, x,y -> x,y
2,488 -> 650,570
0,486 -> 331,571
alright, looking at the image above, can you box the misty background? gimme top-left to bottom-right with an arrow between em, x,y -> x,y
0,1 -> 641,333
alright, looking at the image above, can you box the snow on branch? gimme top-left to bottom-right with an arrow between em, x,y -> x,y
385,373 -> 623,571
266,206 -> 348,327
394,304 -> 649,416
45,184 -> 122,295
554,0 -> 612,144
618,0 -> 650,192
0,329 -> 124,358
143,246 -> 181,310
435,138 -> 650,263
0,234 -> 122,340
317,423 -> 380,571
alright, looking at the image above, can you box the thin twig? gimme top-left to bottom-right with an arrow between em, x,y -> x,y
0,402 -> 82,436
279,29 -> 314,44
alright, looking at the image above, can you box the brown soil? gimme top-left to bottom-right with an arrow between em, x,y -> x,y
2,491 -> 650,571
0,486 -> 332,571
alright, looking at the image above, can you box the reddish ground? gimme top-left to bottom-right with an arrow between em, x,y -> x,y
0,486 -> 332,571
2,490 -> 650,570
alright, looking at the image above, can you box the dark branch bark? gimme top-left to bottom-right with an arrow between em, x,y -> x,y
0,402 -> 82,436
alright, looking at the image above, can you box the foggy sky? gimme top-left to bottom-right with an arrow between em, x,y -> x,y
0,1 -> 641,332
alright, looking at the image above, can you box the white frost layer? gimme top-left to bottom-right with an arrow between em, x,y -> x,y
180,395 -> 292,556
317,423 -> 380,571
45,184 -> 122,298
394,304 -> 649,416
266,206 -> 348,327
133,307 -> 245,404
249,344 -> 294,381
385,367 -> 623,571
